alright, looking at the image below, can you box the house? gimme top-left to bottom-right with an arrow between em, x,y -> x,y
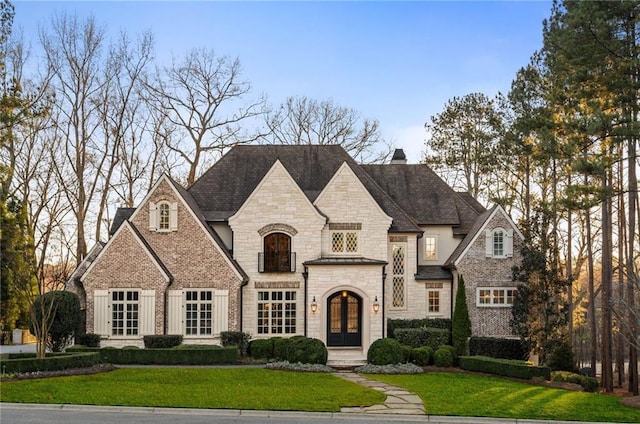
67,145 -> 524,363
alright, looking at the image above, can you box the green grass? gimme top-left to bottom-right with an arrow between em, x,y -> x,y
368,372 -> 640,423
0,368 -> 384,412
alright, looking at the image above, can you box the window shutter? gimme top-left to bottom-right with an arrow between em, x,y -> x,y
169,202 -> 178,231
149,202 -> 157,231
167,290 -> 183,335
213,290 -> 229,336
485,229 -> 493,257
93,290 -> 109,336
140,290 -> 156,335
506,229 -> 514,257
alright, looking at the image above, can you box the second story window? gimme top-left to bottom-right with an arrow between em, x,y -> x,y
424,235 -> 437,260
332,231 -> 359,253
158,203 -> 170,230
149,201 -> 177,232
261,232 -> 294,272
493,229 -> 504,257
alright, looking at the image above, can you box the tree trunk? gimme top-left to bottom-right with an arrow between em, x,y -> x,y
601,169 -> 614,393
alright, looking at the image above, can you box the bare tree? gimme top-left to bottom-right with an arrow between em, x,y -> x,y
264,95 -> 391,163
144,48 -> 266,185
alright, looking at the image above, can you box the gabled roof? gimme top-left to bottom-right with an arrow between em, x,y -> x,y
110,208 -> 135,236
188,145 -> 421,233
67,241 -> 105,286
361,164 -> 484,234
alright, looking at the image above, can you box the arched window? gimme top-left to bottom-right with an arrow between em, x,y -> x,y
493,229 -> 504,257
485,227 -> 513,258
262,232 -> 293,272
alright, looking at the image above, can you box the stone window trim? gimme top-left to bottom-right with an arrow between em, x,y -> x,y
329,222 -> 362,231
258,223 -> 298,237
485,227 -> 513,258
476,287 -> 518,307
149,200 -> 178,232
424,235 -> 438,260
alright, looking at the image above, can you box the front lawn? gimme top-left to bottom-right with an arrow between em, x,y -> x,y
0,368 -> 384,412
369,372 -> 640,423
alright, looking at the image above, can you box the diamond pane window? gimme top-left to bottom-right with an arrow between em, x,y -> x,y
332,232 -> 344,252
346,233 -> 358,252
391,244 -> 406,308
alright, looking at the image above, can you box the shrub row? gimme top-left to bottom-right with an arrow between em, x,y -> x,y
248,336 -> 327,365
68,345 -> 238,365
76,333 -> 101,347
551,371 -> 599,392
394,327 -> 450,349
143,335 -> 183,348
468,337 -> 529,360
2,352 -> 100,374
221,331 -> 251,355
387,318 -> 451,338
459,356 -> 551,380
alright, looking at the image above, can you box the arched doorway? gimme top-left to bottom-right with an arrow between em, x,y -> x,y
327,290 -> 362,347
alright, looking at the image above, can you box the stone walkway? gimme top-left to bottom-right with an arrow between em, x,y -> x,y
335,371 -> 425,415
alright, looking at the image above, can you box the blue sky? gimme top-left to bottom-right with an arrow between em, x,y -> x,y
15,1 -> 552,162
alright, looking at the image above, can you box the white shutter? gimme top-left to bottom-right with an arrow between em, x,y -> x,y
93,290 -> 109,336
167,290 -> 184,335
485,229 -> 493,257
213,289 -> 229,336
140,290 -> 156,335
148,202 -> 157,231
169,202 -> 178,231
506,229 -> 514,257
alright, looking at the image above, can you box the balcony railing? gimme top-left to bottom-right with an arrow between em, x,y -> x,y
258,252 -> 296,273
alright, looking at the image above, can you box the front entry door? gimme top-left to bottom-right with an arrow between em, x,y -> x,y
327,291 -> 362,346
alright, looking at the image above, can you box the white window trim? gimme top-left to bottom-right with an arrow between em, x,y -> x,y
424,235 -> 438,260
149,201 -> 178,232
257,290 -> 297,335
476,287 -> 518,307
168,289 -> 229,337
485,228 -> 513,258
426,289 -> 441,315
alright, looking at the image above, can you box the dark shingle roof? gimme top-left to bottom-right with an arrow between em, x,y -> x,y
445,206 -> 496,267
304,257 -> 387,266
415,265 -> 453,281
188,145 -> 421,233
110,208 -> 135,236
361,164 -> 484,234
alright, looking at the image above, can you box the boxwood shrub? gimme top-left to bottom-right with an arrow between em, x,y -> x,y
469,336 -> 529,360
75,333 -> 101,348
434,347 -> 454,367
367,338 -> 405,365
394,327 -> 450,349
285,337 -> 328,365
2,352 -> 100,374
248,338 -> 274,360
272,337 -> 291,361
459,355 -> 551,380
411,346 -> 432,366
143,335 -> 183,348
551,371 -> 599,392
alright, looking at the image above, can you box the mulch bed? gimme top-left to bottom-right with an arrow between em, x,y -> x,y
1,364 -> 116,381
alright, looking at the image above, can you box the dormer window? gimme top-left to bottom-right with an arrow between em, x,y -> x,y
424,235 -> 437,260
259,232 -> 295,272
485,227 -> 513,258
149,201 -> 178,232
329,223 -> 361,254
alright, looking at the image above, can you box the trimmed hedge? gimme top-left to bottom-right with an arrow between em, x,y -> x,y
459,355 -> 551,380
67,345 -> 238,365
387,318 -> 451,338
367,338 -> 405,365
143,335 -> 183,348
394,327 -> 450,349
434,347 -> 454,367
285,337 -> 328,365
75,333 -> 101,347
1,352 -> 100,374
248,338 -> 274,360
551,371 -> 599,392
220,331 -> 250,356
469,336 -> 529,360
411,346 -> 432,366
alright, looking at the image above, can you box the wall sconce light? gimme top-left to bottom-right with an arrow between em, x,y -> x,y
310,296 -> 318,314
373,296 -> 380,314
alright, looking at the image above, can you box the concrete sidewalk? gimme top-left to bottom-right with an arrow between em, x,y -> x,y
0,343 -> 36,354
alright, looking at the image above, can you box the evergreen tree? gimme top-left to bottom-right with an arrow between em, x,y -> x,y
452,275 -> 471,357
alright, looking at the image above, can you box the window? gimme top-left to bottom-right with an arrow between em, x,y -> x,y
477,287 -> 517,307
332,231 -> 358,253
185,290 -> 213,335
493,230 -> 504,257
257,291 -> 296,334
158,203 -> 170,230
111,290 -> 139,336
391,244 -> 406,308
485,228 -> 513,258
261,233 -> 294,272
424,235 -> 437,260
427,290 -> 440,313
149,201 -> 177,232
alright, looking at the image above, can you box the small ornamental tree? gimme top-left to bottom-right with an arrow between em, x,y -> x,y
31,291 -> 82,352
452,275 -> 472,356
